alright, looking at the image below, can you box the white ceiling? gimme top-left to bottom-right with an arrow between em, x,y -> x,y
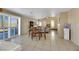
6,8 -> 71,19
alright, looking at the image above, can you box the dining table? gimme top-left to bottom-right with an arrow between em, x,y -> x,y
37,27 -> 49,40
31,26 -> 50,40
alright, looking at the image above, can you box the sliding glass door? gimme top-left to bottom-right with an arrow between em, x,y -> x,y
0,15 -> 3,40
3,16 -> 8,39
0,14 -> 20,40
10,17 -> 18,36
0,15 -> 8,40
10,17 -> 15,36
15,19 -> 18,35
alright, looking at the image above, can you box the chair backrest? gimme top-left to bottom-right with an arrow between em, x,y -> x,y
31,27 -> 38,33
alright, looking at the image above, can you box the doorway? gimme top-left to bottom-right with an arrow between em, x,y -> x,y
51,20 -> 55,29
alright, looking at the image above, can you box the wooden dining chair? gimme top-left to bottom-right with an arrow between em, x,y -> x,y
31,27 -> 41,40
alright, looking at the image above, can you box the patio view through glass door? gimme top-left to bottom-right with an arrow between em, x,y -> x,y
0,14 -> 20,40
0,15 -> 3,39
3,16 -> 8,39
10,17 -> 18,37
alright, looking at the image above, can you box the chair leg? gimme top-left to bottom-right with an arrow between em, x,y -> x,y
39,35 -> 41,40
31,33 -> 33,40
39,33 -> 41,40
44,33 -> 46,40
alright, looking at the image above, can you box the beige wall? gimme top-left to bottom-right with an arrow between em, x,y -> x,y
67,9 -> 79,46
57,8 -> 79,46
21,16 -> 36,35
21,16 -> 29,35
58,12 -> 68,38
41,17 -> 51,27
41,17 -> 57,29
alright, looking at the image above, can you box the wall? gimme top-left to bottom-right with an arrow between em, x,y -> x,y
21,16 -> 29,35
68,9 -> 79,46
41,17 -> 51,27
58,12 -> 68,38
41,17 -> 58,29
57,8 -> 79,46
21,16 -> 36,35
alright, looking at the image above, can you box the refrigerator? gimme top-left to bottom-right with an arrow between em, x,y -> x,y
64,24 -> 71,40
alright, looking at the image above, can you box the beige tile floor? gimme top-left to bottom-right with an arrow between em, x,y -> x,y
10,31 -> 79,51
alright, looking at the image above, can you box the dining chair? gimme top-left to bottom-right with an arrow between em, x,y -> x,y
31,27 -> 41,40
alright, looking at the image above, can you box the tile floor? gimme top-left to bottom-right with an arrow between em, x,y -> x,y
10,31 -> 79,51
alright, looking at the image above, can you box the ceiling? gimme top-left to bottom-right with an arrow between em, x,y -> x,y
6,8 -> 71,19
